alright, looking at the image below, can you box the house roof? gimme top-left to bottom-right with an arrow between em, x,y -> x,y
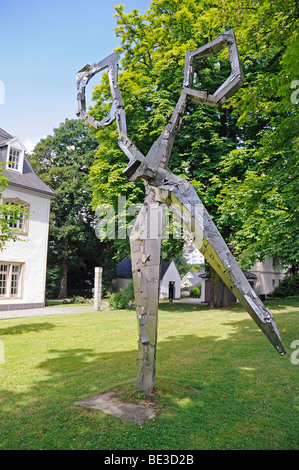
182,270 -> 205,286
0,128 -> 13,144
117,258 -> 132,278
117,258 -> 177,279
161,260 -> 172,278
245,271 -> 257,279
0,128 -> 56,198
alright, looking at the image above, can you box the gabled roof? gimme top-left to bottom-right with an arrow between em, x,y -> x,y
245,271 -> 257,279
0,127 -> 56,198
161,260 -> 172,277
0,128 -> 13,144
181,270 -> 206,286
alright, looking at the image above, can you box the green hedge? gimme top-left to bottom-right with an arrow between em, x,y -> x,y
109,282 -> 135,309
272,274 -> 299,298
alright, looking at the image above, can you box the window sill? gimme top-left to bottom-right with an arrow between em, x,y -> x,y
6,166 -> 22,174
0,296 -> 23,300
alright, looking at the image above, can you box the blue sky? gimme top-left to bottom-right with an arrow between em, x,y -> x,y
0,0 -> 151,152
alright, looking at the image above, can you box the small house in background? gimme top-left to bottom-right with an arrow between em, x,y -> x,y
183,244 -> 205,265
159,259 -> 181,300
181,257 -> 287,303
181,270 -> 205,300
116,258 -> 181,300
182,270 -> 250,303
249,257 -> 288,299
0,128 -> 55,310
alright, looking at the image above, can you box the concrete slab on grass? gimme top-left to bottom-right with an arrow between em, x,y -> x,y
74,392 -> 155,426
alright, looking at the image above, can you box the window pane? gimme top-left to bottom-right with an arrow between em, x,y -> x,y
5,202 -> 25,230
0,263 -> 23,297
8,148 -> 20,170
11,265 -> 21,296
0,265 -> 8,296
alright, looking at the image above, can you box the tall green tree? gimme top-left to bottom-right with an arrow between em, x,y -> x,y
88,0 -> 243,305
90,3 -> 238,240
216,0 -> 299,272
30,118 -> 103,298
89,0 -> 299,305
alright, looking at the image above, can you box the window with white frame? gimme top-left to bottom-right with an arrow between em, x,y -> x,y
0,263 -> 24,298
4,199 -> 29,233
6,140 -> 25,173
8,148 -> 21,170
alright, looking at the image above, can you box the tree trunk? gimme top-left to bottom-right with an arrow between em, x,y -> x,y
58,235 -> 68,299
208,267 -> 229,308
290,264 -> 298,276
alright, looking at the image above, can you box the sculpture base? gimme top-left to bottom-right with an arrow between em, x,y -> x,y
74,392 -> 155,426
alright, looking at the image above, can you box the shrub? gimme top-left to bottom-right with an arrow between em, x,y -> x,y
109,283 -> 135,309
109,293 -> 128,309
190,286 -> 201,298
120,282 -> 135,302
272,274 -> 299,298
71,295 -> 87,304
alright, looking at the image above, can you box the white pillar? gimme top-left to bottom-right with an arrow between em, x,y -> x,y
94,267 -> 103,311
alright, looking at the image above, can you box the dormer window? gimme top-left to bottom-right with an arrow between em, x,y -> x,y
4,138 -> 26,173
8,148 -> 21,170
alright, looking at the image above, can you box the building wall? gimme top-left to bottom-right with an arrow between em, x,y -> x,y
0,186 -> 51,310
249,258 -> 287,296
117,278 -> 132,290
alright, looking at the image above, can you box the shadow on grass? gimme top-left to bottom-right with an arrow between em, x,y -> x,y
159,302 -> 210,313
0,306 -> 298,450
0,322 -> 56,336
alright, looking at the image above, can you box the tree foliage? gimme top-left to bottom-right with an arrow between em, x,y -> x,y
30,119 -> 103,298
216,0 -> 299,271
88,0 -> 299,303
89,0 -> 240,263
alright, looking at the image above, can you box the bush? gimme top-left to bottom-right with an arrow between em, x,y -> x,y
109,283 -> 135,309
71,295 -> 88,304
109,293 -> 128,309
190,286 -> 201,298
120,282 -> 135,302
272,274 -> 299,298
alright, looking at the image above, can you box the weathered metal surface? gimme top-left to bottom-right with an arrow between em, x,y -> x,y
129,192 -> 162,392
150,174 -> 285,357
76,30 -> 285,393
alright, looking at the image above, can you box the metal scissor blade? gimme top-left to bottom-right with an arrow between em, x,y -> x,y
152,173 -> 286,357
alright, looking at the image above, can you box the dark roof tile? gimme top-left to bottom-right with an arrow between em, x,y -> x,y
0,128 -> 13,144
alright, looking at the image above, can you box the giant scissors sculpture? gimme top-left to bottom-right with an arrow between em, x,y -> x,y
77,30 -> 285,393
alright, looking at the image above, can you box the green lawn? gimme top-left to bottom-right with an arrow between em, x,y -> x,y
0,298 -> 298,450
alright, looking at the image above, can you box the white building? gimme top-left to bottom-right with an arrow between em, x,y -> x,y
181,271 -> 205,300
249,257 -> 288,298
0,128 -> 55,310
181,258 -> 287,303
183,244 -> 205,265
159,259 -> 181,300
